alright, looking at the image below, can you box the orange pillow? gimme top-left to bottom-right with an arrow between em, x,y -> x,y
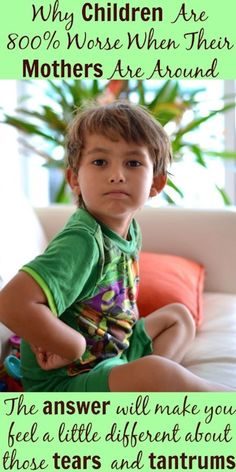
137,252 -> 205,327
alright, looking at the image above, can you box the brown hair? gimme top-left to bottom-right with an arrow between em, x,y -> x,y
66,100 -> 172,176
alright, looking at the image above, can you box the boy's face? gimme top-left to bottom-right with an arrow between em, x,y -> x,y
67,133 -> 166,238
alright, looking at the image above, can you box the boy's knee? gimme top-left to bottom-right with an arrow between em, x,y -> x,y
144,302 -> 196,341
172,303 -> 196,340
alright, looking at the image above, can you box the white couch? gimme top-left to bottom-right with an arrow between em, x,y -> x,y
0,201 -> 236,388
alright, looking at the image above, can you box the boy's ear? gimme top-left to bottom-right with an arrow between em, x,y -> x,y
66,168 -> 81,195
149,174 -> 167,197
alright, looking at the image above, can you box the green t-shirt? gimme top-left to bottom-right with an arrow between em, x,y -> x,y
21,208 -> 141,380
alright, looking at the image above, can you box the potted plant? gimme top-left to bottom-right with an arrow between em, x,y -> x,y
2,79 -> 236,204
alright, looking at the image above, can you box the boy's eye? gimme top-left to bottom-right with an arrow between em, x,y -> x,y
92,159 -> 107,166
127,160 -> 142,167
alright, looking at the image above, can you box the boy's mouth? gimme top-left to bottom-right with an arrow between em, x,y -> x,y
104,191 -> 129,197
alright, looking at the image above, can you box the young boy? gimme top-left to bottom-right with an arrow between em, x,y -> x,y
0,101 -> 233,391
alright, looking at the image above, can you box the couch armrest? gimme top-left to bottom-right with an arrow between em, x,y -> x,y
0,323 -> 13,363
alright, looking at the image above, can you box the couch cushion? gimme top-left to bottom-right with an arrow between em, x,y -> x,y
182,292 -> 236,389
138,252 -> 204,326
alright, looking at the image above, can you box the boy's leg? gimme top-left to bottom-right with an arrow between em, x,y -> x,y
143,303 -> 196,363
108,303 -> 234,392
108,355 -> 234,392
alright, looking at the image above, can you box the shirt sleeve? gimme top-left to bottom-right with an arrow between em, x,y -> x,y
21,227 -> 100,316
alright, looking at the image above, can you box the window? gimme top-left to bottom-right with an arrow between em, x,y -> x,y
172,80 -> 236,208
0,81 -> 20,203
146,80 -> 234,208
224,81 -> 236,204
0,81 -> 49,206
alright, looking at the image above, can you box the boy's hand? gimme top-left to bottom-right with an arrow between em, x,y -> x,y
31,345 -> 73,370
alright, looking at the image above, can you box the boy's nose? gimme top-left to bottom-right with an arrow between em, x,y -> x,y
109,176 -> 125,183
108,168 -> 125,183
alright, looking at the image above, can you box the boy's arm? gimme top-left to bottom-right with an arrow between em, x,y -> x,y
0,271 -> 86,361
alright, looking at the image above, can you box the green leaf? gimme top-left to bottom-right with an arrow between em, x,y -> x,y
41,105 -> 66,132
154,102 -> 186,126
136,81 -> 145,105
18,137 -> 59,163
183,87 -> 206,105
188,144 -> 208,168
63,80 -> 83,107
175,103 -> 235,138
149,81 -> 179,109
3,116 -> 60,143
161,190 -> 176,204
205,150 -> 236,160
43,160 -> 65,169
167,178 -> 184,198
54,178 -> 70,203
15,106 -> 66,133
147,82 -> 191,126
215,185 -> 231,205
47,80 -> 72,110
92,80 -> 100,96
